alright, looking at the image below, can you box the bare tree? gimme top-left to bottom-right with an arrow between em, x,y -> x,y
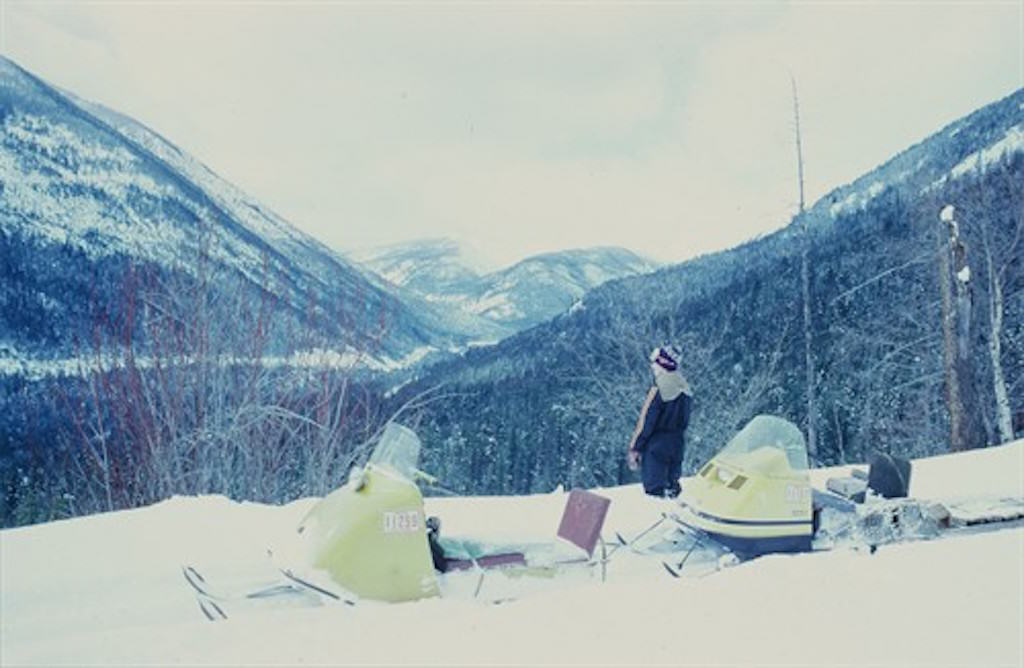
976,161 -> 1022,443
56,218 -> 413,517
791,75 -> 818,458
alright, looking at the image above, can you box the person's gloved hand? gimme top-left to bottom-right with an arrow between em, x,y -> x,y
627,449 -> 641,471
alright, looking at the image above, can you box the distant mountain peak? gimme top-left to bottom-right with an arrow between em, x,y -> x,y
349,242 -> 659,335
349,237 -> 495,275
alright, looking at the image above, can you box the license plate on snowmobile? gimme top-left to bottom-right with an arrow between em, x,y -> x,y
383,510 -> 422,533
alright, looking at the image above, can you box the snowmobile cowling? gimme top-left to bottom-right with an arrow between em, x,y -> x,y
296,424 -> 440,602
675,415 -> 814,558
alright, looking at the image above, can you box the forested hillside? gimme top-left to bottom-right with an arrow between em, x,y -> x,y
397,91 -> 1023,496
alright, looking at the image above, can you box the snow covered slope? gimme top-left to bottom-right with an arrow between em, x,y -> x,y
0,56 -> 460,367
816,88 -> 1023,222
351,239 -> 659,337
1,440 -> 1020,666
474,247 -> 659,331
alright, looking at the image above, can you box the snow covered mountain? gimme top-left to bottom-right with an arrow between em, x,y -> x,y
349,238 -> 488,298
810,88 -> 1024,224
0,56 -> 463,370
351,240 -> 659,337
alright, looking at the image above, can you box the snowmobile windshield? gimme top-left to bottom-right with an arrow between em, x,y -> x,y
715,415 -> 809,473
367,422 -> 422,481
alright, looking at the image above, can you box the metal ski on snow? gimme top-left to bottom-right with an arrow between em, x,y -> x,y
181,564 -> 351,621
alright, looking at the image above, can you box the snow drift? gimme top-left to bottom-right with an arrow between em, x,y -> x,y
1,441 -> 1021,666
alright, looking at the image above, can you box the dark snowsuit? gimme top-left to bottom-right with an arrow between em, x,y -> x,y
630,385 -> 692,497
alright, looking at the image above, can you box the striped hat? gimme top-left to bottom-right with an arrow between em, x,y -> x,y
649,345 -> 681,372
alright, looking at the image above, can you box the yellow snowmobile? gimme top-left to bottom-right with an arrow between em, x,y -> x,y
296,423 -> 442,602
183,423 -> 611,617
673,415 -> 814,558
295,422 -> 614,603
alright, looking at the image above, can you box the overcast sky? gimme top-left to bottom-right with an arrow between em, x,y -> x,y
2,2 -> 1021,269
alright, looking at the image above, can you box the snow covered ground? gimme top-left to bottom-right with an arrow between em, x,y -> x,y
2,441 -> 1022,667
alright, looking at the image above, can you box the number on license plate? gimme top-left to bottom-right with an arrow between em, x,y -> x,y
383,510 -> 421,533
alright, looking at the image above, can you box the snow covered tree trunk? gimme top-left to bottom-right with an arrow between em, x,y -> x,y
982,225 -> 1015,442
977,166 -> 1019,444
937,205 -> 984,451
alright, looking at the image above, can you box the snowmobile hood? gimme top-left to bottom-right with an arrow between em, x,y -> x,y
296,423 -> 440,603
676,415 -> 813,558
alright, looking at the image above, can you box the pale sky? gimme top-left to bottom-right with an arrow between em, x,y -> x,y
2,1 -> 1021,269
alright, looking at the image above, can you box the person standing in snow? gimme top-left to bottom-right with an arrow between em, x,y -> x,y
626,345 -> 693,498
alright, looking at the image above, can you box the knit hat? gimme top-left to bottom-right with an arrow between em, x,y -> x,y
649,345 -> 681,372
650,344 -> 691,400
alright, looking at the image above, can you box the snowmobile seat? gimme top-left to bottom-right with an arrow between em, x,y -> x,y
813,487 -> 857,514
825,475 -> 868,503
434,489 -> 611,573
445,552 -> 528,571
867,453 -> 912,498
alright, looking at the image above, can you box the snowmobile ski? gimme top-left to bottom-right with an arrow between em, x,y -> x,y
608,515 -> 670,557
279,568 -> 355,606
182,567 -> 230,621
663,530 -> 704,578
197,595 -> 228,621
182,565 -> 214,598
182,565 -> 305,602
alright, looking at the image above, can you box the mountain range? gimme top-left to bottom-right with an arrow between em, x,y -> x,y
0,56 -> 655,373
350,239 -> 658,340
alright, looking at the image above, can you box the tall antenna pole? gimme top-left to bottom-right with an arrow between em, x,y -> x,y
792,77 -> 806,212
792,75 -> 817,459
